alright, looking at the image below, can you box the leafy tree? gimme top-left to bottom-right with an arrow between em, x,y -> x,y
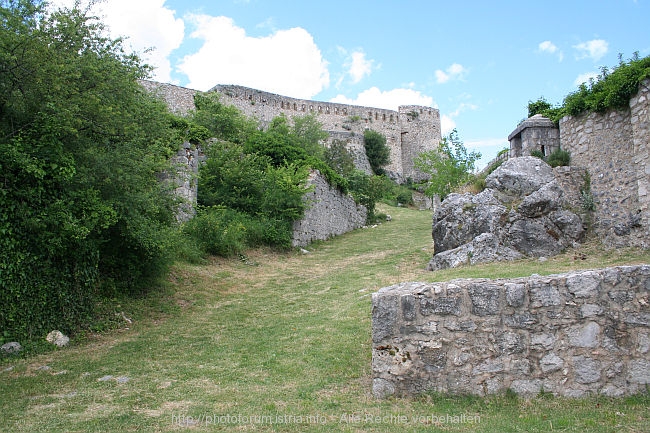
191,92 -> 257,143
527,97 -> 553,117
325,139 -> 356,177
363,129 -> 390,175
291,113 -> 328,160
346,170 -> 388,223
244,115 -> 309,166
414,129 -> 481,200
0,0 -> 181,340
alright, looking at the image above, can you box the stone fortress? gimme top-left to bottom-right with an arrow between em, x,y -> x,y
142,81 -> 442,183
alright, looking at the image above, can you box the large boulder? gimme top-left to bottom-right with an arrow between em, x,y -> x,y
427,233 -> 523,270
429,157 -> 584,271
485,156 -> 555,199
432,189 -> 507,254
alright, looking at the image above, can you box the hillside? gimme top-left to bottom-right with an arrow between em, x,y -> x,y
1,204 -> 649,432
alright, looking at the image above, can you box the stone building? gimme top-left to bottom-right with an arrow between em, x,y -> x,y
508,114 -> 560,158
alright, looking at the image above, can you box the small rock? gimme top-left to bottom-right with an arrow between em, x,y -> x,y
37,365 -> 51,371
1,342 -> 22,354
385,214 -> 392,221
300,248 -> 310,254
98,375 -> 114,382
46,330 -> 69,347
538,256 -> 548,263
116,376 -> 130,384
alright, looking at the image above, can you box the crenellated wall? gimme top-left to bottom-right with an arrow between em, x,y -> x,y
141,81 -> 441,183
372,266 -> 650,399
210,85 -> 441,182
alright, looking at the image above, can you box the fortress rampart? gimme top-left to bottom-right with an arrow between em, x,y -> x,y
142,81 -> 441,182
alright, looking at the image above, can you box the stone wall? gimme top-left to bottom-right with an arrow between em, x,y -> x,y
142,80 -> 441,181
372,266 -> 650,398
291,170 -> 367,247
558,79 -> 650,247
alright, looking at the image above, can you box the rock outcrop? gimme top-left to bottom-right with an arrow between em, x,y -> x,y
428,157 -> 585,271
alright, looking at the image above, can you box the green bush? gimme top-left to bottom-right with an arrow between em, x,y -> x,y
347,171 -> 390,223
0,1 -> 182,341
183,207 -> 294,256
414,129 -> 481,200
324,139 -> 356,177
183,207 -> 251,257
546,149 -> 571,167
363,129 -> 391,175
527,53 -> 650,123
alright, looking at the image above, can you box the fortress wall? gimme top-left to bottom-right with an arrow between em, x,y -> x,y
398,105 -> 441,182
140,81 -> 441,182
291,170 -> 367,247
212,85 -> 410,179
372,266 -> 650,398
559,79 -> 650,247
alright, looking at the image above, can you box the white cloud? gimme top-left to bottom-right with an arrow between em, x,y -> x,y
348,51 -> 374,84
539,40 -> 558,54
48,0 -> 185,84
178,15 -> 329,97
330,87 -> 435,111
574,39 -> 609,61
440,114 -> 456,135
435,63 -> 467,84
439,102 -> 478,135
574,71 -> 600,86
538,40 -> 564,61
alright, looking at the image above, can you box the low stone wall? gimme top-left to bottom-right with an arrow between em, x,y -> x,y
292,170 -> 367,247
372,266 -> 650,398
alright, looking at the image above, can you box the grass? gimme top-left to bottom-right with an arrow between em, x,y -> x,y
1,204 -> 649,432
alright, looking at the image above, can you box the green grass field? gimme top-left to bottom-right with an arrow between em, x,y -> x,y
1,204 -> 649,432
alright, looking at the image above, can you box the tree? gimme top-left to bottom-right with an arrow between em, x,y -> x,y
527,97 -> 553,117
324,139 -> 356,177
0,0 -> 181,340
191,92 -> 257,144
414,129 -> 481,200
363,129 -> 390,175
291,113 -> 328,161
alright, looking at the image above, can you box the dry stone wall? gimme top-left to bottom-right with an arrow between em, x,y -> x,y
372,265 -> 650,398
558,79 -> 650,247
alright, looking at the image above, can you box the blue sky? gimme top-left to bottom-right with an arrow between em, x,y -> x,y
51,0 -> 650,167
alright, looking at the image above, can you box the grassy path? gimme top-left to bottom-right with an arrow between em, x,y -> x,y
1,204 -> 649,432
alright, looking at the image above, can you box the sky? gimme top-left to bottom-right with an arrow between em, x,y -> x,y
50,0 -> 650,168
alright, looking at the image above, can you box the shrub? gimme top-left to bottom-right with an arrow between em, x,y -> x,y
530,149 -> 545,159
414,129 -> 481,200
0,1 -> 181,341
546,149 -> 571,167
363,129 -> 391,175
